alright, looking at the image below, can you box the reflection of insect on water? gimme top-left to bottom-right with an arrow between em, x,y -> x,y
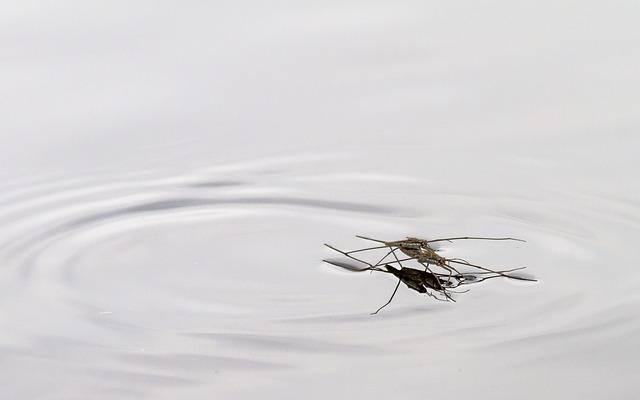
374,265 -> 449,315
322,256 -> 455,314
324,235 -> 536,314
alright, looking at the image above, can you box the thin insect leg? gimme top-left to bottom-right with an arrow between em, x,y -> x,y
448,259 -> 537,281
393,256 -> 415,264
448,257 -> 472,264
413,252 -> 431,271
346,245 -> 391,254
443,267 -> 525,279
423,286 -> 447,301
449,259 -> 535,280
437,288 -> 454,302
424,288 -> 446,302
442,287 -> 456,302
442,263 -> 453,284
448,258 -> 526,276
371,279 -> 401,315
424,261 -> 432,273
468,267 -> 527,275
355,235 -> 387,244
418,261 -> 433,273
447,259 -> 505,276
426,236 -> 525,244
390,248 -> 405,269
373,247 -> 408,267
372,248 -> 396,268
324,244 -> 400,275
449,263 -> 463,276
435,260 -> 461,282
324,244 -> 378,270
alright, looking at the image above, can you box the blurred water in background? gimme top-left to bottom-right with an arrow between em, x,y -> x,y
1,1 -> 639,399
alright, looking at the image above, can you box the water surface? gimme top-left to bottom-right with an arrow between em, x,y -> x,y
1,1 -> 639,399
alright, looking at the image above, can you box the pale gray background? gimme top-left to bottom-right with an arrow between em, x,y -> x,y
1,1 -> 639,399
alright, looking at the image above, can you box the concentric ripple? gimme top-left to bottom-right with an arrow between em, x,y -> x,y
1,150 -> 638,399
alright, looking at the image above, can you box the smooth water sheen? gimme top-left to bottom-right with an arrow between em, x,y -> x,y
2,2 -> 639,399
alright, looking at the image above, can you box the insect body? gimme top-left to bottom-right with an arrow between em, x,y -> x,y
386,238 -> 442,262
357,236 -> 461,277
355,235 -> 529,280
384,264 -> 443,293
370,264 -> 451,315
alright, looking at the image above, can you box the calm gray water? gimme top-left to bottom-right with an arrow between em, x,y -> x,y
2,2 -> 639,399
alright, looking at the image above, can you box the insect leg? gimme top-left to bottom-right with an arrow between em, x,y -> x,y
371,279 -> 401,315
324,244 -> 375,268
424,288 -> 447,302
448,259 -> 537,282
390,247 -> 405,268
426,236 -> 525,244
442,289 -> 456,302
346,245 -> 391,254
419,260 -> 433,273
355,235 -> 387,244
372,248 -> 397,267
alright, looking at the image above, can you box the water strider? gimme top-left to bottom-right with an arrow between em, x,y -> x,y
344,235 -> 532,281
324,235 -> 536,314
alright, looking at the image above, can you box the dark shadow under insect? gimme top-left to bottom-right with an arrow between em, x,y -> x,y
372,264 -> 450,315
